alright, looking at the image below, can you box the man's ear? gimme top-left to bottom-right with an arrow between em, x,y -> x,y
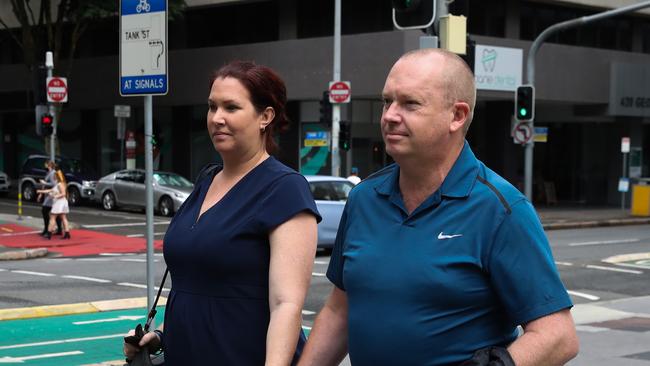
450,102 -> 470,133
260,107 -> 276,130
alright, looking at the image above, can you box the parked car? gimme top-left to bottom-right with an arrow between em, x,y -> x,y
19,155 -> 98,206
305,175 -> 355,249
0,171 -> 10,196
94,169 -> 193,217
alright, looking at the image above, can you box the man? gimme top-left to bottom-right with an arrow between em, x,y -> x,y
39,160 -> 62,236
346,167 -> 361,185
299,49 -> 578,366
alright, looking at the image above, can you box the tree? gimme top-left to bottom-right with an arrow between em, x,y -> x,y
0,0 -> 185,152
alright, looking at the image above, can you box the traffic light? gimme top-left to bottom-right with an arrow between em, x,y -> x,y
392,0 -> 435,30
515,85 -> 535,121
319,91 -> 332,125
41,113 -> 53,136
339,121 -> 351,151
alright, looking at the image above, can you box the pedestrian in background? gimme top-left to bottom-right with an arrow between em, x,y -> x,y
346,167 -> 361,185
299,49 -> 578,365
124,60 -> 320,365
38,160 -> 62,236
37,169 -> 70,240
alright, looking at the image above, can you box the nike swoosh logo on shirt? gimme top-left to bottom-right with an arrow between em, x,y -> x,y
437,232 -> 463,240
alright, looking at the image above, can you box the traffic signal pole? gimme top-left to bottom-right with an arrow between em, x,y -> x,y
331,0 -> 342,177
524,0 -> 650,202
45,51 -> 56,162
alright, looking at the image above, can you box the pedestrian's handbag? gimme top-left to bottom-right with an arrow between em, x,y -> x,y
124,268 -> 169,366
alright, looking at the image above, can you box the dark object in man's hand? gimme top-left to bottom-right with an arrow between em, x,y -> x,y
459,346 -> 516,366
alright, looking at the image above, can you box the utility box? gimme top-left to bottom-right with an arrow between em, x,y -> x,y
631,183 -> 650,216
439,15 -> 467,55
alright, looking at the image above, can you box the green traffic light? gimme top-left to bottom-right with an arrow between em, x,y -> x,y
519,108 -> 528,117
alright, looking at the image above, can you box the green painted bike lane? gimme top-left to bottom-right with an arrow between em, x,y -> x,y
0,307 -> 165,366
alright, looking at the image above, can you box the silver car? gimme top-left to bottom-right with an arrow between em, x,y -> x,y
305,175 -> 355,249
0,171 -> 10,195
95,169 -> 193,216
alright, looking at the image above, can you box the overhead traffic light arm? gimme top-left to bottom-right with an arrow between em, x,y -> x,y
392,0 -> 436,30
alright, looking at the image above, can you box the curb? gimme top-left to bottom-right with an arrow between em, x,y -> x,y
543,218 -> 650,230
0,247 -> 48,260
0,296 -> 167,321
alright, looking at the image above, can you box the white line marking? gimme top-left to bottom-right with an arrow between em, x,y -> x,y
0,269 -> 6,272
73,315 -> 145,325
585,265 -> 642,274
0,350 -> 84,362
0,230 -> 41,237
11,270 -> 55,277
0,334 -> 123,350
75,258 -> 111,262
119,258 -> 159,263
302,325 -> 312,330
611,262 -> 650,270
555,261 -> 573,266
117,282 -> 170,292
82,221 -> 170,229
311,272 -> 326,277
61,275 -> 111,283
126,232 -> 167,238
314,260 -> 329,265
302,310 -> 316,315
567,290 -> 600,301
569,238 -> 640,246
99,253 -> 130,256
575,325 -> 609,333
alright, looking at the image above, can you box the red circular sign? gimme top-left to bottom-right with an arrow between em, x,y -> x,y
47,77 -> 68,102
329,82 -> 351,103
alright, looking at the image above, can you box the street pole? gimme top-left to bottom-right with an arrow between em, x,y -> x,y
331,0 -> 341,177
45,51 -> 55,162
144,95 -> 155,316
524,0 -> 650,201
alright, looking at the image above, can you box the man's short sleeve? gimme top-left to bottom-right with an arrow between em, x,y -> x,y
256,173 -> 321,231
326,208 -> 348,290
487,199 -> 573,326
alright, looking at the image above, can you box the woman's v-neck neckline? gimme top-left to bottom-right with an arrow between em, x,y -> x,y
193,156 -> 273,226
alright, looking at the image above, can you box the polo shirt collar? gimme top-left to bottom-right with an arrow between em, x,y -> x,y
374,140 -> 479,201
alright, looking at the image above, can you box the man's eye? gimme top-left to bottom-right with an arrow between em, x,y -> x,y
382,99 -> 392,108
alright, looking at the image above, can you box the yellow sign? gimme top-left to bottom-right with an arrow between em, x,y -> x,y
305,139 -> 328,147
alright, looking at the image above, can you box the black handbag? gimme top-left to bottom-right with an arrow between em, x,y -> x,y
124,268 -> 169,366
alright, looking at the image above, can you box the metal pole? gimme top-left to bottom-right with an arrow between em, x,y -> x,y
144,95 -> 155,321
622,153 -> 627,210
524,0 -> 650,201
45,52 -> 55,162
331,0 -> 341,177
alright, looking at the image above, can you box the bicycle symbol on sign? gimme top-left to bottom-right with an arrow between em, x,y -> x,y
136,0 -> 151,13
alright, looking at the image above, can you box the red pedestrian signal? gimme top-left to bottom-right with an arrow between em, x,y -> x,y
41,113 -> 54,136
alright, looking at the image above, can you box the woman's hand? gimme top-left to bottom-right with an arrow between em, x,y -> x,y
123,329 -> 162,361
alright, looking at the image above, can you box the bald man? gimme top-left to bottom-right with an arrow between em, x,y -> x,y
299,49 -> 578,366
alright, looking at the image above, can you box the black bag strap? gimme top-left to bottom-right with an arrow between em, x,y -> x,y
143,268 -> 169,332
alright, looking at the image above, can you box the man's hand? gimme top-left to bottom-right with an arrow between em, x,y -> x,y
123,328 -> 161,361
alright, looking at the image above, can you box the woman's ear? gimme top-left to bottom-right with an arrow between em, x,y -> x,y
260,107 -> 275,131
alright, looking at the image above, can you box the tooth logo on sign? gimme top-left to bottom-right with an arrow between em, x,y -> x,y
481,49 -> 497,73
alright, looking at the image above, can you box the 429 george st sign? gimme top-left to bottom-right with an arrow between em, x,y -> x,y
120,0 -> 168,96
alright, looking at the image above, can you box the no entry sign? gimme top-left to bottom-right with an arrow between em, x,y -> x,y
329,81 -> 351,104
47,77 -> 68,103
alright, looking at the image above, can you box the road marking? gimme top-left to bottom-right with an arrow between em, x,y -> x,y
585,265 -> 642,274
301,310 -> 316,315
75,258 -> 111,262
126,232 -> 167,238
0,230 -> 41,237
567,290 -> 600,301
61,275 -> 112,283
314,260 -> 329,265
302,325 -> 312,330
555,261 -> 573,266
82,221 -> 170,229
11,270 -> 55,277
0,350 -> 84,363
311,272 -> 326,277
117,282 -> 170,292
73,315 -> 145,325
0,227 -> 12,232
0,269 -> 6,272
0,334 -> 123,350
569,238 -> 640,246
119,258 -> 158,263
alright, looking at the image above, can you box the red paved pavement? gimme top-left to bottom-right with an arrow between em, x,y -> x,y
0,223 -> 163,257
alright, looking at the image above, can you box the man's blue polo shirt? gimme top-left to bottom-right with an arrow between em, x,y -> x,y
327,142 -> 572,366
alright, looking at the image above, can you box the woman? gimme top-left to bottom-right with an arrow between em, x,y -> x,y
37,169 -> 71,239
38,160 -> 62,236
124,61 -> 320,365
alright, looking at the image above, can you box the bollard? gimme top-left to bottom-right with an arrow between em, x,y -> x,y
17,192 -> 23,221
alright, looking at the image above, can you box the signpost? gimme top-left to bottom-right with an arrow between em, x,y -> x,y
120,0 -> 168,319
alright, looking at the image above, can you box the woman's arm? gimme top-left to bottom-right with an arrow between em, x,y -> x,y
266,212 -> 318,366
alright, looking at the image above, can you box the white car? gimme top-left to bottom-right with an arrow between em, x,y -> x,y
305,175 -> 355,249
0,171 -> 10,195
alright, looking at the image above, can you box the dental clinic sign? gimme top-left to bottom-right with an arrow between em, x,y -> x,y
120,0 -> 168,96
474,45 -> 522,92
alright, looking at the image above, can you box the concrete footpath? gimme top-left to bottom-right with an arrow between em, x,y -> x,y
2,207 -> 650,365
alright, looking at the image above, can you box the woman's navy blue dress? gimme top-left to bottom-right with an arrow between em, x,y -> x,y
162,157 -> 320,365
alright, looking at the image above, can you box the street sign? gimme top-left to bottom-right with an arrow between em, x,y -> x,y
534,127 -> 548,143
513,122 -> 533,144
618,178 -> 630,192
46,77 -> 68,103
114,105 -> 131,118
621,137 -> 630,153
329,81 -> 351,104
305,131 -> 329,147
120,0 -> 168,96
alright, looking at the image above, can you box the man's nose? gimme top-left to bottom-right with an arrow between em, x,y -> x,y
382,103 -> 401,124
